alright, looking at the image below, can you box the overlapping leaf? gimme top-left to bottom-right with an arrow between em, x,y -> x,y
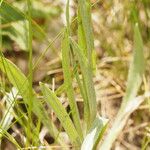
40,82 -> 81,146
0,57 -> 59,141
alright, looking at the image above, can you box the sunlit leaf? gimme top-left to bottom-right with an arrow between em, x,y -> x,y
81,116 -> 108,150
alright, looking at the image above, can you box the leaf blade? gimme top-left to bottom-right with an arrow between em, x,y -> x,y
100,23 -> 145,150
71,39 -> 97,129
81,116 -> 108,150
40,82 -> 81,146
62,30 -> 83,139
0,56 -> 59,141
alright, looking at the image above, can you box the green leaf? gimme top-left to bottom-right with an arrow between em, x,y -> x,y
0,87 -> 17,139
66,0 -> 70,33
0,127 -> 21,149
77,0 -> 94,56
100,94 -> 146,150
62,30 -> 83,140
77,0 -> 96,72
0,1 -> 48,50
100,23 -> 145,150
76,0 -> 97,130
71,39 -> 97,129
77,11 -> 87,56
40,82 -> 82,146
81,116 -> 108,150
0,1 -> 24,24
120,23 -> 145,110
0,56 -> 59,141
2,20 -> 28,50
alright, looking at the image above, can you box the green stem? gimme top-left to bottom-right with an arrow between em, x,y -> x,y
27,0 -> 33,146
27,0 -> 33,96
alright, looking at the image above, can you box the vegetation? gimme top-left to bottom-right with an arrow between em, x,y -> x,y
0,0 -> 150,149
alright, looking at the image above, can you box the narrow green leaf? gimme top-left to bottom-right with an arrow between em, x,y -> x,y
0,88 -> 17,139
100,94 -> 146,150
55,83 -> 66,95
40,82 -> 81,146
77,0 -> 96,72
0,128 -> 21,149
62,30 -> 83,140
120,23 -> 145,110
27,0 -> 33,108
77,0 -> 94,57
0,1 -> 24,23
0,1 -> 48,48
2,20 -> 28,50
77,11 -> 87,56
71,39 -> 97,129
100,23 -> 145,150
66,0 -> 70,34
76,0 -> 97,130
81,116 -> 108,150
0,57 -> 59,141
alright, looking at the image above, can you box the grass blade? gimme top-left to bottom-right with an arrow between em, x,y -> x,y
0,1 -> 24,23
0,128 -> 21,149
0,57 -> 60,142
77,0 -> 94,59
62,30 -> 83,140
100,23 -> 145,150
77,10 -> 86,56
26,0 -> 33,144
70,39 -> 97,129
0,88 -> 17,138
27,0 -> 33,112
40,82 -> 82,146
2,20 -> 29,50
0,1 -> 48,42
120,23 -> 145,110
